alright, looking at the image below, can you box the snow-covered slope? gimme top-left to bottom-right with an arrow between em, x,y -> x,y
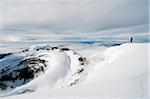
85,43 -> 148,82
40,43 -> 148,98
0,45 -> 87,94
0,43 -> 149,99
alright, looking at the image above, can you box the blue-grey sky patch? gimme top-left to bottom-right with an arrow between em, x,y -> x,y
0,0 -> 149,44
0,0 -> 148,34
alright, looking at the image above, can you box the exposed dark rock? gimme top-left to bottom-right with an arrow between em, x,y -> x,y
78,57 -> 84,62
0,45 -> 87,91
21,89 -> 34,94
0,53 -> 12,59
77,68 -> 84,74
0,54 -> 48,90
78,57 -> 86,65
60,48 -> 70,51
80,63 -> 84,65
0,83 -> 7,90
22,49 -> 29,52
52,47 -> 58,50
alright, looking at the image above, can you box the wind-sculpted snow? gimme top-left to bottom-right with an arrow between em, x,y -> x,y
0,45 -> 88,92
0,43 -> 148,98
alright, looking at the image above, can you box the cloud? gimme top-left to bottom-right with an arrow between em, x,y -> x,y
0,0 -> 149,33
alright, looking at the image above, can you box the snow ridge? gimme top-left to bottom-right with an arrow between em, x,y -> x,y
0,45 -> 88,96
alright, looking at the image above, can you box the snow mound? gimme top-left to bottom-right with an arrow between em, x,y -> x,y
0,43 -> 149,98
85,43 -> 148,83
80,43 -> 149,97
37,43 -> 148,98
0,45 -> 88,96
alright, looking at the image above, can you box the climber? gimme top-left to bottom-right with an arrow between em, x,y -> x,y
130,37 -> 133,43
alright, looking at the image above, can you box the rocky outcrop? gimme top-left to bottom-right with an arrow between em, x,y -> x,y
0,45 -> 87,91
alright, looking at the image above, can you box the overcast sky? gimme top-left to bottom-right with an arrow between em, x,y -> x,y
0,0 -> 149,34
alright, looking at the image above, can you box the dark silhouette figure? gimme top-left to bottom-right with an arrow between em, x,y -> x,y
130,37 -> 133,43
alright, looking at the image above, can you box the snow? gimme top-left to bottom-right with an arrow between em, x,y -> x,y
0,0 -> 149,98
19,52 -> 71,92
85,43 -> 148,83
0,43 -> 149,99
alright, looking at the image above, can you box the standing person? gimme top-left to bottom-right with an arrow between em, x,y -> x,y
130,37 -> 133,43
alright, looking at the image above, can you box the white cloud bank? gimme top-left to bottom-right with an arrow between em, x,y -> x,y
0,0 -> 148,33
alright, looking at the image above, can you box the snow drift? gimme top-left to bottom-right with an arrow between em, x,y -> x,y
0,45 -> 87,94
0,43 -> 149,99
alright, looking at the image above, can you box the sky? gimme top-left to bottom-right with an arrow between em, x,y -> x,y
0,0 -> 148,33
0,0 -> 149,43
